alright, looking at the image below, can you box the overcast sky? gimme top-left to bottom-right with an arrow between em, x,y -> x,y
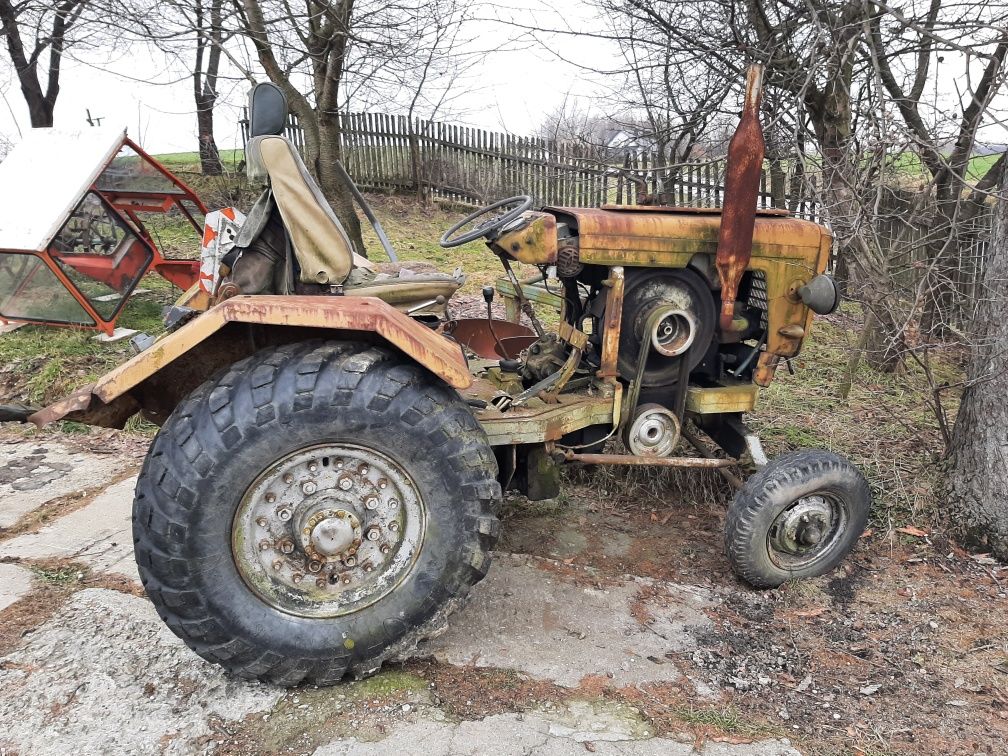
0,1 -> 1003,155
0,0 -> 610,155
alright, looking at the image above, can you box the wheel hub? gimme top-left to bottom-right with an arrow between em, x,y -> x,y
769,496 -> 834,556
303,509 -> 361,560
232,444 -> 425,618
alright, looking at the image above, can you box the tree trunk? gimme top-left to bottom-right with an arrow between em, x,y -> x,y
940,174 -> 1008,560
316,112 -> 366,257
196,95 -> 223,176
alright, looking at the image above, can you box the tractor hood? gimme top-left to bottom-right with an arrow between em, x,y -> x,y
545,205 -> 830,269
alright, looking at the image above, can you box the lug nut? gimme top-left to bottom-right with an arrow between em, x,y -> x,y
338,476 -> 353,491
344,556 -> 357,567
259,540 -> 271,551
279,539 -> 295,554
365,497 -> 379,510
278,508 -> 292,521
308,560 -> 322,573
366,527 -> 381,541
302,481 -> 317,495
388,498 -> 400,509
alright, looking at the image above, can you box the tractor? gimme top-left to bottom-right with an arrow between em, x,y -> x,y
20,68 -> 869,687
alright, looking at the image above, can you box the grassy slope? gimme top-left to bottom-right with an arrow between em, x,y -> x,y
0,163 -> 955,526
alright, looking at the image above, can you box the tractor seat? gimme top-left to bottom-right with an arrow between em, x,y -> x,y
239,126 -> 463,316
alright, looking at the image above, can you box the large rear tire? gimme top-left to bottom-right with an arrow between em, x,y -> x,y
132,340 -> 500,686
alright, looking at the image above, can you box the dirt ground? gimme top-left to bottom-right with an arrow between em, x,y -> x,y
0,426 -> 1004,755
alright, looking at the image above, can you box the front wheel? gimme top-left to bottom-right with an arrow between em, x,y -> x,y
132,341 -> 500,686
724,449 -> 870,588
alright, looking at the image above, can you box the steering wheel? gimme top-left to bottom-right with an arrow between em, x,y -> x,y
439,195 -> 533,248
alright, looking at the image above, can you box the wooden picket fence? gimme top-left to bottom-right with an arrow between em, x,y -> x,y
240,110 -> 822,219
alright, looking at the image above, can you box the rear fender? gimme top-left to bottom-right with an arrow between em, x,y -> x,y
31,295 -> 472,429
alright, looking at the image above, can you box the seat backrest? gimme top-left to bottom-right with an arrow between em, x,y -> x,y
243,82 -> 370,286
246,134 -> 356,285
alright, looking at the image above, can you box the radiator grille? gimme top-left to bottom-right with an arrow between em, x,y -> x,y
746,271 -> 769,330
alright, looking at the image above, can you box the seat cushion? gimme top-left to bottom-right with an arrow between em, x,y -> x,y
345,263 -> 465,315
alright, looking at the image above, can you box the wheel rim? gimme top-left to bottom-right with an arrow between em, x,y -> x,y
766,493 -> 848,570
232,443 -> 426,618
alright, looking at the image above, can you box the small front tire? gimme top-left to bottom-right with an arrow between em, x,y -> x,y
724,449 -> 871,588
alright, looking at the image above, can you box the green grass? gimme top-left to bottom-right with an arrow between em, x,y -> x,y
155,149 -> 243,171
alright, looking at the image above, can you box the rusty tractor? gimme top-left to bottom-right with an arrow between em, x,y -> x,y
22,67 -> 869,686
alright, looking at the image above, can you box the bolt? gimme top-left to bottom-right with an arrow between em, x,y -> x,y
388,498 -> 400,509
380,544 -> 391,555
303,481 -> 317,495
279,539 -> 295,554
358,463 -> 369,475
272,560 -> 283,571
365,496 -> 379,510
338,476 -> 354,491
345,556 -> 357,567
308,560 -> 322,573
309,462 -> 318,472
259,540 -> 271,551
266,493 -> 276,504
256,517 -> 268,527
283,473 -> 294,484
389,521 -> 399,532
278,508 -> 292,521
378,479 -> 388,489
292,573 -> 303,584
363,562 -> 374,573
316,578 -> 327,588
342,575 -> 351,585
366,527 -> 381,542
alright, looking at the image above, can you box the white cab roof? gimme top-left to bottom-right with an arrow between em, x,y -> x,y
0,126 -> 126,252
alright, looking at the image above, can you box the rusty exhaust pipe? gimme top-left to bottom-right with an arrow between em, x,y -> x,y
715,64 -> 765,334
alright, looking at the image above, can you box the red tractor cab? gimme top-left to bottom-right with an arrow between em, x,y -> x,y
0,127 -> 206,335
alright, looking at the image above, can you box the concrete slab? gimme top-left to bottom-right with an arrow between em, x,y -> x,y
0,562 -> 33,610
0,476 -> 139,583
0,588 -> 282,756
312,701 -> 801,755
0,440 -> 127,529
425,553 -> 713,688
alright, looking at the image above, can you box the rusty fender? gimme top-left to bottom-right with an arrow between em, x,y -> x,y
31,295 -> 471,428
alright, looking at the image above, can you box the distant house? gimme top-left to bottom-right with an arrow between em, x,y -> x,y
603,128 -> 656,158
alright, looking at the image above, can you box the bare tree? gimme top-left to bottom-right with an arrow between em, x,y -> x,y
193,0 -> 225,175
940,168 -> 1008,559
0,0 -> 90,127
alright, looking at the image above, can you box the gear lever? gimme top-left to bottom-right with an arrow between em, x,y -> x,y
482,285 -> 506,358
